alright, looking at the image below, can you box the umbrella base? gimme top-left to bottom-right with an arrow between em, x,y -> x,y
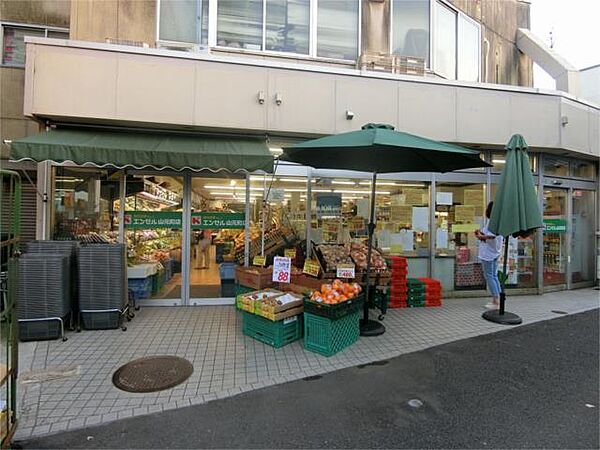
482,310 -> 522,325
360,319 -> 386,336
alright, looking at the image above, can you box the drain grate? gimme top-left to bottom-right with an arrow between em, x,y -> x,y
112,356 -> 193,393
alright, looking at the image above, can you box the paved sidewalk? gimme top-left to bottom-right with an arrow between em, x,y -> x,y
14,289 -> 599,439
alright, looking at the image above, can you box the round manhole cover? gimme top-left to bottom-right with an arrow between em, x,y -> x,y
113,356 -> 193,393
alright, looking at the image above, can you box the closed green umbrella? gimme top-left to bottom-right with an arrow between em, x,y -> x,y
484,134 -> 543,325
283,124 -> 490,336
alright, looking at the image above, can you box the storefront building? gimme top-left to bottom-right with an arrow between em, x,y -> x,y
4,0 -> 599,305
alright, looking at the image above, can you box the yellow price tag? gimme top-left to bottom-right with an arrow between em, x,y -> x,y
284,248 -> 296,258
451,223 -> 480,233
302,259 -> 321,278
253,255 -> 266,266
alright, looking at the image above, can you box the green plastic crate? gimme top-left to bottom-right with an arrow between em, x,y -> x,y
242,311 -> 303,348
304,311 -> 360,357
235,284 -> 257,310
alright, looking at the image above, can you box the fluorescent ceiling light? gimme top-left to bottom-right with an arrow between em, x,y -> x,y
269,147 -> 283,154
492,159 -> 506,164
277,178 -> 316,183
331,180 -> 356,185
333,189 -> 390,195
358,181 -> 425,187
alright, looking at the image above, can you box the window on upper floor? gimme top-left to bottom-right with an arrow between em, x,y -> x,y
158,0 -> 360,61
432,1 -> 481,82
391,0 -> 430,64
1,24 -> 68,67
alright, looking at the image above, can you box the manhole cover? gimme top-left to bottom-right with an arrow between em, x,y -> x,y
112,356 -> 193,393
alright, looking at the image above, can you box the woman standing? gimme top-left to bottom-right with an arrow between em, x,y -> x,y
475,202 -> 504,310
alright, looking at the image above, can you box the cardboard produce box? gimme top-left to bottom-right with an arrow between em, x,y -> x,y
239,288 -> 282,313
256,292 -> 304,320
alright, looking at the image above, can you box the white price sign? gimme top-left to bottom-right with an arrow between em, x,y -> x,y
272,256 -> 292,284
336,263 -> 356,279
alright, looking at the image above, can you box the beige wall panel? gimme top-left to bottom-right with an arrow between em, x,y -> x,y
456,88 -> 510,145
32,46 -> 118,117
560,100 -> 592,154
1,0 -> 70,26
590,111 -> 600,157
116,54 -> 195,125
0,68 -> 26,119
334,77 -> 397,133
268,70 -> 335,134
71,0 -> 118,42
117,0 -> 156,45
398,82 -> 456,141
194,62 -> 268,130
509,94 -> 559,148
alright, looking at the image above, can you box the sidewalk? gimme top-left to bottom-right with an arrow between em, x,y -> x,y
14,289 -> 599,439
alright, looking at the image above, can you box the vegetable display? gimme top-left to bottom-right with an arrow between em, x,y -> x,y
309,279 -> 362,304
316,244 -> 353,271
349,242 -> 387,270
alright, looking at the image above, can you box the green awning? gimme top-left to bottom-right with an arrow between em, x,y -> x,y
10,128 -> 273,173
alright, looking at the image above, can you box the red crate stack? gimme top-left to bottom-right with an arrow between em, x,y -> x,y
416,277 -> 443,307
389,257 -> 408,308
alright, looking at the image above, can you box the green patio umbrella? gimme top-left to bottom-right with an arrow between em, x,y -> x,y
484,134 -> 543,325
283,124 -> 490,336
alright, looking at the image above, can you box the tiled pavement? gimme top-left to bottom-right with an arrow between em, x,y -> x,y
13,288 -> 599,439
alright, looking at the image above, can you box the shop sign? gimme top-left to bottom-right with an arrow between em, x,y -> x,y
284,248 -> 296,258
191,212 -> 245,229
336,263 -> 355,279
124,211 -> 182,229
272,256 -> 292,283
543,219 -> 567,233
303,259 -> 321,277
316,193 -> 342,218
267,188 -> 285,204
253,255 -> 266,267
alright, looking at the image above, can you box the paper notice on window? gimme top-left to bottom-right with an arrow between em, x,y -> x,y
454,205 -> 475,223
436,192 -> 453,205
412,207 -> 429,232
391,230 -> 414,252
435,228 -> 449,249
464,189 -> 484,206
404,189 -> 424,205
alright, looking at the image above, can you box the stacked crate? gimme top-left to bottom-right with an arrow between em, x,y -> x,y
407,278 -> 426,307
417,277 -> 443,307
389,256 -> 408,308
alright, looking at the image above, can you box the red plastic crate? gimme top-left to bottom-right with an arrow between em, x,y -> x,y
389,301 -> 408,308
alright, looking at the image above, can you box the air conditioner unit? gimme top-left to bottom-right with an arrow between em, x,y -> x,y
157,42 -> 209,54
105,38 -> 149,48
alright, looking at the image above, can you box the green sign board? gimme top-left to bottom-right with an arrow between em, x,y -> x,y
543,218 -> 567,233
124,211 -> 181,229
124,211 -> 245,230
191,212 -> 245,229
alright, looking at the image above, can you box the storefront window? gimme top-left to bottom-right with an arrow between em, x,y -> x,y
434,183 -> 486,291
392,0 -> 430,62
571,160 -> 597,179
266,0 -> 310,54
217,0 -> 264,50
317,0 -> 359,60
543,156 -> 569,177
542,188 -> 568,285
492,152 -> 537,173
159,0 -> 209,44
571,190 -> 596,283
433,2 -> 456,80
457,14 -> 480,82
2,25 -> 68,67
52,167 -> 119,241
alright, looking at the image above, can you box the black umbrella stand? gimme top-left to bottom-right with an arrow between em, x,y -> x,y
482,238 -> 522,325
360,172 -> 386,336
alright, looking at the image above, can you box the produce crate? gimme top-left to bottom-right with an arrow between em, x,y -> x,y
128,277 -> 152,300
303,294 -> 364,320
239,288 -> 283,314
304,311 -> 360,357
19,319 -> 64,341
219,262 -> 236,280
312,243 -> 353,278
242,311 -> 303,348
235,266 -> 274,290
235,284 -> 256,310
81,311 -> 121,330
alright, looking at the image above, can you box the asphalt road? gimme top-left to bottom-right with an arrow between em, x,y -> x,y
17,309 -> 599,449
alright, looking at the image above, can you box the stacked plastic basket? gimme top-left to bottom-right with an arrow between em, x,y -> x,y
407,278 -> 442,307
389,256 -> 408,308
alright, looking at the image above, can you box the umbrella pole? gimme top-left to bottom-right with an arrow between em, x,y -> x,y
360,172 -> 385,337
482,237 -> 522,325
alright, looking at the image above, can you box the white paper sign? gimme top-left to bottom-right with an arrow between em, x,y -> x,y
267,188 -> 285,203
272,256 -> 292,283
436,228 -> 449,249
412,207 -> 429,232
436,192 -> 453,205
336,263 -> 356,279
391,230 -> 414,252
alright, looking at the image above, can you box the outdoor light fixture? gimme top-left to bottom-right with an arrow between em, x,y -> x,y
560,116 -> 569,126
346,110 -> 355,120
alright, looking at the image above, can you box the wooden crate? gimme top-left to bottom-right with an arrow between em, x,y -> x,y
235,266 -> 274,290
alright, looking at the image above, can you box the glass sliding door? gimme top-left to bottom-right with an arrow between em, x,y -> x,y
571,189 -> 596,284
542,188 -> 568,286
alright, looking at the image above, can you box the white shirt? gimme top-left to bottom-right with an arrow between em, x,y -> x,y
478,225 -> 504,261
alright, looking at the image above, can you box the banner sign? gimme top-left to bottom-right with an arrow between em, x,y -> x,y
124,211 -> 181,229
191,212 -> 245,229
543,219 -> 567,233
316,193 -> 342,218
125,211 -> 245,230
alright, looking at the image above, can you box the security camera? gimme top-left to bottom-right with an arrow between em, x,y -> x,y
346,110 -> 355,120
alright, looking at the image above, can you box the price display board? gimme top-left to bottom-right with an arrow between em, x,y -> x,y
272,256 -> 292,283
253,255 -> 266,267
336,263 -> 356,279
303,259 -> 321,277
284,248 -> 297,258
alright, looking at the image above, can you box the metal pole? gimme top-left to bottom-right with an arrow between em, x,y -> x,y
306,168 -> 312,256
429,174 -> 436,278
261,174 -> 266,256
537,153 -> 545,294
181,172 -> 191,305
118,170 -> 126,244
244,173 -> 251,267
499,237 -> 509,315
566,187 -> 573,289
